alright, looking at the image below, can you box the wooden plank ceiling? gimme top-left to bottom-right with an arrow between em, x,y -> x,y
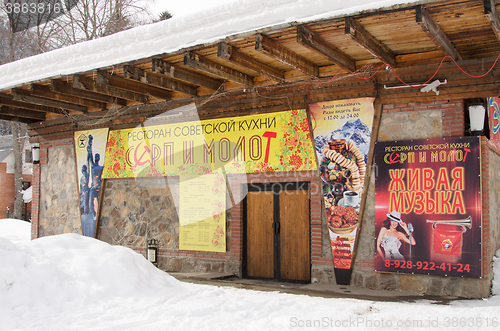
2,0 -> 500,125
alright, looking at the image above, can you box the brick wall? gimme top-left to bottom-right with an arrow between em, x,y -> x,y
0,162 -> 33,221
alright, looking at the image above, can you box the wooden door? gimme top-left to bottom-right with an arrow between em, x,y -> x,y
245,182 -> 310,282
279,188 -> 310,282
245,189 -> 275,278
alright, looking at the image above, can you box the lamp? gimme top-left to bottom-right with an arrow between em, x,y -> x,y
32,146 -> 40,164
468,103 -> 486,136
147,238 -> 159,266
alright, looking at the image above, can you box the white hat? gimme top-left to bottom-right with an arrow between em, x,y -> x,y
386,210 -> 402,223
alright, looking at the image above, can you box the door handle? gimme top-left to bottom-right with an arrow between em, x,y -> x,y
272,222 -> 280,234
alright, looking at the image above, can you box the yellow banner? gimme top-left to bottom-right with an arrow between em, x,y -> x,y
102,110 -> 317,178
179,170 -> 226,252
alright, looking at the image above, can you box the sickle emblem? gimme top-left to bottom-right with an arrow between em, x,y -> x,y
133,141 -> 153,167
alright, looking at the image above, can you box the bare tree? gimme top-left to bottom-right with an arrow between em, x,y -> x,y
10,122 -> 28,220
0,0 -> 160,219
53,0 -> 153,45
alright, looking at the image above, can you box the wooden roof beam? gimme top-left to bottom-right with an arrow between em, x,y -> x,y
0,106 -> 45,121
0,111 -> 38,124
255,33 -> 319,77
297,25 -> 356,72
31,84 -> 107,109
416,5 -> 462,61
0,93 -> 61,114
345,17 -> 396,68
152,58 -> 223,91
184,51 -> 254,87
51,79 -> 127,106
12,88 -> 88,113
123,65 -> 198,96
73,75 -> 149,104
96,70 -> 172,100
484,0 -> 500,43
217,42 -> 285,82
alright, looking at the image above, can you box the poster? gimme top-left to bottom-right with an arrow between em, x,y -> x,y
179,170 -> 226,252
74,128 -> 109,237
102,109 -> 316,178
374,136 -> 482,278
488,97 -> 500,150
309,98 -> 375,273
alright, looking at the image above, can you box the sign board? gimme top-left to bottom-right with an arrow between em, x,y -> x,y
374,136 -> 481,278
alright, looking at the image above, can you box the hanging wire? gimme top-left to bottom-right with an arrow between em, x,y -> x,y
55,53 -> 500,127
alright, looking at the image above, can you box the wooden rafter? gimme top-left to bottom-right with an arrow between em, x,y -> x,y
184,51 -> 254,87
345,17 -> 396,68
416,5 -> 462,61
74,75 -> 149,104
97,70 -> 172,100
123,65 -> 198,96
0,106 -> 45,120
297,25 -> 356,72
0,112 -> 37,124
152,58 -> 223,91
484,0 -> 500,43
255,33 -> 319,77
51,79 -> 127,106
12,88 -> 88,113
31,84 -> 107,109
0,93 -> 61,114
217,42 -> 285,82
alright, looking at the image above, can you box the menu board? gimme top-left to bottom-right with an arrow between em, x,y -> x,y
179,171 -> 226,252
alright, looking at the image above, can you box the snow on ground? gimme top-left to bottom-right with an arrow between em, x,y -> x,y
1,218 -> 500,331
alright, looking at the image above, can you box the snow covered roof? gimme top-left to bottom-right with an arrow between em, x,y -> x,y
0,0 -> 421,91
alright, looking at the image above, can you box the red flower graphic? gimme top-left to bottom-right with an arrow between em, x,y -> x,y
288,154 -> 303,169
113,162 -> 121,176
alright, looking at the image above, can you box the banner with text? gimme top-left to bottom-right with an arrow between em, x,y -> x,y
179,170 -> 226,252
102,110 -> 316,178
75,128 -> 109,238
374,136 -> 481,278
309,98 -> 375,272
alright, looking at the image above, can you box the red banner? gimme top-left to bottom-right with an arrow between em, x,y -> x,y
374,137 -> 481,278
488,97 -> 500,150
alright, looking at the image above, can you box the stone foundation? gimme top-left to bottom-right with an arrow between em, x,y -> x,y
38,145 -> 80,236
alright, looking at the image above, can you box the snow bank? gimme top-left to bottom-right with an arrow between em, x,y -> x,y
2,219 -> 500,331
492,250 -> 500,296
0,231 -> 188,310
0,218 -> 31,244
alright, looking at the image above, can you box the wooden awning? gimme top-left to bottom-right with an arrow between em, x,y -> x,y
1,0 -> 499,131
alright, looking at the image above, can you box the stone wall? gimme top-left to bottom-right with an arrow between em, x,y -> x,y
99,177 -> 180,248
98,177 -> 239,275
488,149 -> 500,258
38,145 -> 81,236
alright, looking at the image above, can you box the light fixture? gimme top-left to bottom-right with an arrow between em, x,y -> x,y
468,103 -> 486,136
383,79 -> 447,95
32,146 -> 40,164
420,79 -> 447,95
147,238 -> 159,266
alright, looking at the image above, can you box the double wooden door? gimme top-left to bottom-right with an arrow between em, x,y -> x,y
244,182 -> 310,282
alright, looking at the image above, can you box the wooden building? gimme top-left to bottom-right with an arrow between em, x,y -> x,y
1,0 -> 500,298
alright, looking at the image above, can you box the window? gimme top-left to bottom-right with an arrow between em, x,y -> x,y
25,150 -> 32,163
